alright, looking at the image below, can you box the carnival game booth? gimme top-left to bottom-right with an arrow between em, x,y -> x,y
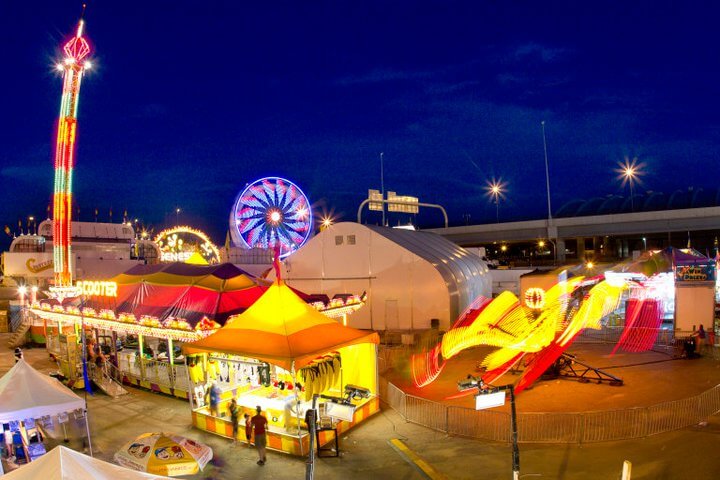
182,280 -> 379,456
611,247 -> 716,333
31,263 -> 270,398
0,360 -> 91,472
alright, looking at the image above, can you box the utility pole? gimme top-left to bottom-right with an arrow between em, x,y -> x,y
542,121 -> 556,264
380,152 -> 385,227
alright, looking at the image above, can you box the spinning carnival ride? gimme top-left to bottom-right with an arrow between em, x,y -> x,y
411,269 -> 667,395
229,177 -> 312,258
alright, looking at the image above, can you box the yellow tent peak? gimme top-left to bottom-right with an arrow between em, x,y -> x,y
185,252 -> 209,265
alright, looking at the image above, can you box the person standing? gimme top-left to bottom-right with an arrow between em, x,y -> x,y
14,347 -> 23,363
244,413 -> 252,448
695,325 -> 707,353
229,399 -> 239,444
209,382 -> 221,417
251,405 -> 268,465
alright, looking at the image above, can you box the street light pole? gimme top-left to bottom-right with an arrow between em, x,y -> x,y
487,181 -> 504,224
462,377 -> 520,480
541,121 -> 556,264
541,121 -> 552,223
380,152 -> 385,227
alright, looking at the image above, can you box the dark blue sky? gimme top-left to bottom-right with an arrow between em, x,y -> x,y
2,1 -> 720,248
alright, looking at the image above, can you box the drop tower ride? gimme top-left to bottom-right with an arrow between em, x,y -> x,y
50,13 -> 92,299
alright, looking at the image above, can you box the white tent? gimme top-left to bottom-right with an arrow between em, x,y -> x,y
0,360 -> 84,423
2,446 -> 166,479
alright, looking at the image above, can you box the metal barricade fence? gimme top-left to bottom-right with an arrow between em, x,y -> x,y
646,394 -> 702,436
405,395 -> 448,432
381,379 -> 407,418
380,379 -> 720,444
447,406 -> 509,441
581,407 -> 648,443
575,326 -> 676,348
517,412 -> 583,443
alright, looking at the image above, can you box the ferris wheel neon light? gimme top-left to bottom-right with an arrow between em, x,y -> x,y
230,177 -> 313,259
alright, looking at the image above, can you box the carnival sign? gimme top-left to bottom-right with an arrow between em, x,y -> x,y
675,263 -> 716,283
76,280 -> 118,297
154,226 -> 220,264
27,257 -> 54,273
2,253 -> 55,278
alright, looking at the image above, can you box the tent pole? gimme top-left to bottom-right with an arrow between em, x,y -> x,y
138,334 -> 146,380
168,338 -> 175,389
186,354 -> 195,410
292,361 -> 304,456
84,399 -> 93,457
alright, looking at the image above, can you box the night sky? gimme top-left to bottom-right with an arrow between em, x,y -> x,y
2,1 -> 720,249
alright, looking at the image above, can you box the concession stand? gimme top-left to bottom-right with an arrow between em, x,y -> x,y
182,280 -> 379,455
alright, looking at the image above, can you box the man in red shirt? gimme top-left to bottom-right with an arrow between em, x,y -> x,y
251,405 -> 268,465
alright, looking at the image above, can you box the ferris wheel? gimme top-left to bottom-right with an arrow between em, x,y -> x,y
230,177 -> 313,258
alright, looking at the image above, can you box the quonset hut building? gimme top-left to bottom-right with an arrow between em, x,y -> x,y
280,222 -> 491,331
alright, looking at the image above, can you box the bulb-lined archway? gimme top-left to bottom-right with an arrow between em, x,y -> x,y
154,226 -> 221,264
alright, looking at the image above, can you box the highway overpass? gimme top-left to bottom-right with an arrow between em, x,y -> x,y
426,206 -> 720,262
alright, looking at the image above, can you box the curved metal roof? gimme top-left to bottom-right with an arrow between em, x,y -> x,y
365,225 -> 490,320
556,188 -> 720,218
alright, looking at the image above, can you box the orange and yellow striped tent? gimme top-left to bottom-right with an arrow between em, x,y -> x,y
183,280 -> 378,371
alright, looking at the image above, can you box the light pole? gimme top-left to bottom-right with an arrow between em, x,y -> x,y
460,376 -> 520,480
486,179 -> 505,223
380,152 -> 385,227
175,207 -> 181,225
541,122 -> 557,264
541,121 -> 552,222
616,157 -> 643,212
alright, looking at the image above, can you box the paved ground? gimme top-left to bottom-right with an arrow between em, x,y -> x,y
3,338 -> 720,479
386,342 -> 720,412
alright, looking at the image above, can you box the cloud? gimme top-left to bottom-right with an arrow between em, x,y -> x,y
135,103 -> 168,119
335,68 -> 435,86
513,43 -> 568,63
1,164 -> 49,181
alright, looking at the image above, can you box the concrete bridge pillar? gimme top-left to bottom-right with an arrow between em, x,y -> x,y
556,238 -> 566,262
592,236 -> 601,259
576,237 -> 585,260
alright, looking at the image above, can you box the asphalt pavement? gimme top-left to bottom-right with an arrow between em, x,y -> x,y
2,338 -> 720,479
